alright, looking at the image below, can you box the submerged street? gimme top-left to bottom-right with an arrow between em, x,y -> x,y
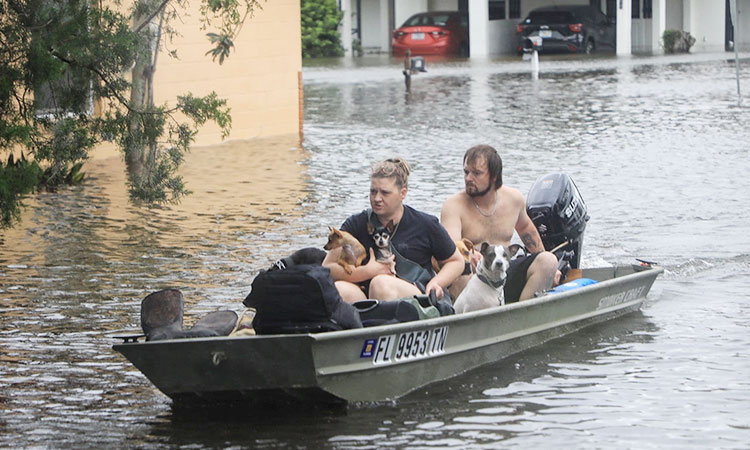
1,52 -> 749,448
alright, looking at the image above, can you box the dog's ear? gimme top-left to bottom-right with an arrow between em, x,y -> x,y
328,226 -> 335,234
462,238 -> 474,251
367,222 -> 374,234
479,241 -> 491,255
506,244 -> 523,259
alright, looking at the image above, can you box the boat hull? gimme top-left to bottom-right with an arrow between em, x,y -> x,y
114,265 -> 662,404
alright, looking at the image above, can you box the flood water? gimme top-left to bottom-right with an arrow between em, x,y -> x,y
2,52 -> 750,448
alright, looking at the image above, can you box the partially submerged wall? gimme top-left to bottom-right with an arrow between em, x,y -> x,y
151,0 -> 303,146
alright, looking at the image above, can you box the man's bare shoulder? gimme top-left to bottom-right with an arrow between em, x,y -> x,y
498,185 -> 525,204
442,191 -> 470,211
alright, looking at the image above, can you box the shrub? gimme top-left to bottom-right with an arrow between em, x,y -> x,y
301,0 -> 344,58
352,38 -> 363,57
662,29 -> 696,53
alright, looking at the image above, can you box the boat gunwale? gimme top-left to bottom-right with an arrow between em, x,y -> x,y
312,266 -> 660,377
310,263 -> 662,340
113,264 -> 662,349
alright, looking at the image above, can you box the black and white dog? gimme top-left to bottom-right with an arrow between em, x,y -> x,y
367,219 -> 396,274
453,242 -> 522,313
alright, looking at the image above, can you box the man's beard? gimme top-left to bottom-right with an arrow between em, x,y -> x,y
467,183 -> 493,198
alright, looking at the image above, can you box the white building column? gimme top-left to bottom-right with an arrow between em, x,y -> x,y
683,0 -> 692,33
468,0 -> 489,57
341,0 -> 353,57
617,0 -> 633,55
379,0 -> 391,52
650,0 -> 666,53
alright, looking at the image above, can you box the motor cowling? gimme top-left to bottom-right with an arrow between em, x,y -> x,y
526,173 -> 589,268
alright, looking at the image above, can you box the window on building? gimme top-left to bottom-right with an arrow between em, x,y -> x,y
509,0 -> 520,19
489,0 -> 506,20
643,0 -> 652,18
632,0 -> 640,18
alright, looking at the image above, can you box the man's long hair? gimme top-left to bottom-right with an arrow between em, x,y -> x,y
464,145 -> 502,189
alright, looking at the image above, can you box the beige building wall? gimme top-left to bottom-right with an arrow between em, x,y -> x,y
152,0 -> 303,146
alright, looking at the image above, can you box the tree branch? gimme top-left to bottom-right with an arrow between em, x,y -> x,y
133,0 -> 171,34
49,48 -> 136,114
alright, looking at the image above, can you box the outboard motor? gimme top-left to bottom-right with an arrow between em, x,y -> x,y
526,173 -> 589,269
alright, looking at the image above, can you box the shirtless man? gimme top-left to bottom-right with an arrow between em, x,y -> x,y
441,145 -> 558,303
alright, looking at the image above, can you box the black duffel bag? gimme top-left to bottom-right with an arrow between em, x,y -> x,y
244,264 -> 362,334
352,290 -> 455,328
352,299 -> 420,327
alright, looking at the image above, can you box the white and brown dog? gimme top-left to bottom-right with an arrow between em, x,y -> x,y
453,242 -> 522,313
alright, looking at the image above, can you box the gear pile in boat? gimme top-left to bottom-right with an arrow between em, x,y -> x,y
139,255 -> 456,341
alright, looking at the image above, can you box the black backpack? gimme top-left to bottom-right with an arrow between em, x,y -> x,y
244,265 -> 362,334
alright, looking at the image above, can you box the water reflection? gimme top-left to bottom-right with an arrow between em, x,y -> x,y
382,313 -> 658,445
147,403 -> 350,449
223,312 -> 657,448
0,136 -> 313,449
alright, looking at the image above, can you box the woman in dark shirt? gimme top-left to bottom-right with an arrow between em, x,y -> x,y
322,157 -> 464,303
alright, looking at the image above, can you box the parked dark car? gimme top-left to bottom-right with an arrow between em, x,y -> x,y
516,5 -> 615,54
392,11 -> 469,57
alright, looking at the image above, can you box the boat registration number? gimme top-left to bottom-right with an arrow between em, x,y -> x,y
364,326 -> 448,365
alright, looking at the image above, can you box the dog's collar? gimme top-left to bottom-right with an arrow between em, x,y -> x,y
272,257 -> 295,271
477,272 -> 505,289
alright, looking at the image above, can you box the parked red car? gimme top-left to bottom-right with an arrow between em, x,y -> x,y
392,11 -> 469,57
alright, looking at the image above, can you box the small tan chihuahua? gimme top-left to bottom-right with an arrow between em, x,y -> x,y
432,238 -> 475,273
324,226 -> 366,274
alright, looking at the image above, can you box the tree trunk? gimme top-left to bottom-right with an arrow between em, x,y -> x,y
125,0 -> 162,193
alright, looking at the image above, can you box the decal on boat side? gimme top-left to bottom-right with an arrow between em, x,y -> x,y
360,338 -> 377,358
598,286 -> 645,309
366,326 -> 449,365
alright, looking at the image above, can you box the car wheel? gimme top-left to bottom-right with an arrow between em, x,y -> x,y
584,39 -> 595,54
